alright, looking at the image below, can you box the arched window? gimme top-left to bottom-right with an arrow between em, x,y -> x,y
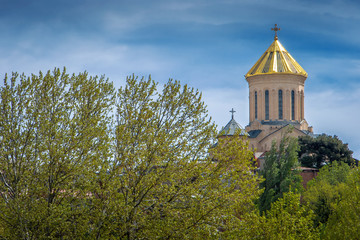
265,90 -> 269,120
255,91 -> 258,119
278,89 -> 283,119
291,90 -> 295,120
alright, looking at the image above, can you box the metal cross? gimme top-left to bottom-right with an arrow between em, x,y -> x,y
271,24 -> 280,40
230,108 -> 236,119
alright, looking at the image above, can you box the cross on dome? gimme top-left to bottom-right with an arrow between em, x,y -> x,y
230,108 -> 236,119
271,24 -> 280,40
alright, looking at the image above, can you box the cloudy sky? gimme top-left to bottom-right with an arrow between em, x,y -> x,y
1,0 -> 360,158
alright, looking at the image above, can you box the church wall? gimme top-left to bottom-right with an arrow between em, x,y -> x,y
259,127 -> 306,151
248,124 -> 306,152
246,74 -> 306,123
248,118 -> 312,152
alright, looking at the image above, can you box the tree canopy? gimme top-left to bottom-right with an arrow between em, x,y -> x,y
303,161 -> 352,230
298,134 -> 354,168
1,67 -> 358,239
109,75 -> 261,239
258,128 -> 303,214
0,69 -> 261,239
237,192 -> 320,240
0,68 -> 115,238
260,192 -> 319,239
322,166 -> 360,239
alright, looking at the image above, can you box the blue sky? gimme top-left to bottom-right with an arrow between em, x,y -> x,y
1,0 -> 360,158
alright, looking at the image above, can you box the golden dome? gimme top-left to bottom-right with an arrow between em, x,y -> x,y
245,39 -> 307,78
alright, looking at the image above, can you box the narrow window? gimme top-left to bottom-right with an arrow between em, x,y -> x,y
265,90 -> 269,120
278,90 -> 283,119
255,91 -> 258,119
291,90 -> 295,120
300,91 -> 304,120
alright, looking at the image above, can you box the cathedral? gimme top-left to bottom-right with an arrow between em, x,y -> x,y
220,25 -> 316,171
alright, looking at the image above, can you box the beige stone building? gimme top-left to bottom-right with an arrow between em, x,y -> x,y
220,27 -> 315,163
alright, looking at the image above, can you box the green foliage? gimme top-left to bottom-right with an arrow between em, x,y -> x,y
304,163 -> 359,238
9,69 -> 357,239
303,162 -> 351,227
0,68 -> 115,238
298,134 -> 353,168
308,161 -> 351,186
262,192 -> 319,239
322,167 -> 360,239
104,76 -> 261,239
237,192 -> 319,240
0,71 -> 262,239
258,129 -> 303,214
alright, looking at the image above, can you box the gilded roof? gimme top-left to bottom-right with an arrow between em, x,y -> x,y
245,39 -> 307,78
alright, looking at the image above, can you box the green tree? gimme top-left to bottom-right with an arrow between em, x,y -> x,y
0,71 -> 262,239
322,166 -> 360,239
303,162 -> 352,231
298,134 -> 354,168
100,76 -> 261,239
237,192 -> 319,240
261,192 -> 319,239
0,68 -> 115,238
258,129 -> 303,214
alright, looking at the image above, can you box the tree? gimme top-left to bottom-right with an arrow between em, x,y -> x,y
0,71 -> 262,239
298,134 -> 354,168
322,166 -> 360,239
236,192 -> 319,240
258,128 -> 303,214
303,161 -> 352,230
102,76 -> 261,239
0,68 -> 115,238
262,192 -> 319,239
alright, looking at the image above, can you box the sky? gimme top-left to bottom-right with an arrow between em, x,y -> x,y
1,0 -> 360,158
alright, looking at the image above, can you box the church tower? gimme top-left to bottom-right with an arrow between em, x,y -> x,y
245,25 -> 313,152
